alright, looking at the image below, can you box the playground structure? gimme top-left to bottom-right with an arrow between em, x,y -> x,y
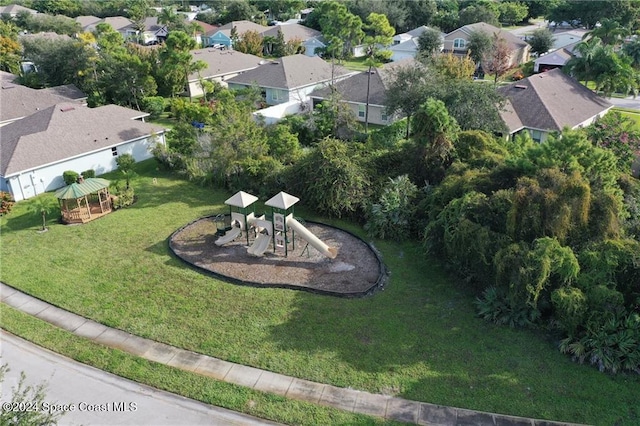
214,191 -> 338,259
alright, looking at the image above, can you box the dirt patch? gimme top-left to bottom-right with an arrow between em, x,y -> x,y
169,216 -> 386,297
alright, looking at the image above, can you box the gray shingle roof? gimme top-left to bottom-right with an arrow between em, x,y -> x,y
1,103 -> 161,176
1,83 -> 83,123
309,60 -> 415,106
226,54 -> 351,90
455,22 -> 529,50
498,68 -> 612,133
189,48 -> 262,81
261,24 -> 321,42
0,4 -> 37,15
218,20 -> 268,37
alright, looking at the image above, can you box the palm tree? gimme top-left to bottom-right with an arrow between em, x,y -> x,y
28,196 -> 57,232
158,7 -> 179,27
565,36 -> 603,87
622,38 -> 640,69
584,18 -> 630,46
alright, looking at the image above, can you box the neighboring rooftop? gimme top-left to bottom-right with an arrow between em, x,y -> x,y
498,68 -> 612,133
451,22 -> 529,50
310,59 -> 416,106
0,83 -> 85,124
0,4 -> 37,15
1,103 -> 159,177
226,54 -> 352,90
261,23 -> 321,42
189,48 -> 262,80
218,20 -> 268,36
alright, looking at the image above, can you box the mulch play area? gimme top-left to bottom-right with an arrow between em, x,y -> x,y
169,216 -> 387,297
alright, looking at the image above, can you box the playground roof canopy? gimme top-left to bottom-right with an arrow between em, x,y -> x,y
265,191 -> 299,210
225,191 -> 258,208
55,178 -> 111,200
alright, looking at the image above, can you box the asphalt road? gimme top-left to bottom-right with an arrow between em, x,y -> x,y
607,96 -> 640,111
0,331 -> 280,426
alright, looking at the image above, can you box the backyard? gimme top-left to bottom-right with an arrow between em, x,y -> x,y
1,160 -> 639,425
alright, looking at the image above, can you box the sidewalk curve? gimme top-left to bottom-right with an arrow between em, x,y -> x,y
1,282 -> 585,426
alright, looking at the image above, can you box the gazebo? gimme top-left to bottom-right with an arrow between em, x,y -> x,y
55,178 -> 112,224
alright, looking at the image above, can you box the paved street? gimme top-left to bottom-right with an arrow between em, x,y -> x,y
0,331 -> 279,426
607,96 -> 640,111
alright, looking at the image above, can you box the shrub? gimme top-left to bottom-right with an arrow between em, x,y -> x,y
560,310 -> 640,374
367,119 -> 408,149
364,175 -> 418,241
287,138 -> 370,218
475,287 -> 541,328
62,170 -> 79,185
141,96 -> 166,120
81,169 -> 95,179
0,191 -> 15,215
112,184 -> 135,209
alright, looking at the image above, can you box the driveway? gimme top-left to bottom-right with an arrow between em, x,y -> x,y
0,331 -> 280,426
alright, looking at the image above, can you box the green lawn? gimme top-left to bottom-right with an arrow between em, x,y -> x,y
1,159 -> 639,425
340,57 -> 370,72
614,107 -> 640,130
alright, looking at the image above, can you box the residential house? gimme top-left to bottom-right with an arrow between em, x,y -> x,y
75,16 -> 135,39
0,103 -> 166,201
0,4 -> 37,17
391,26 -> 444,62
75,15 -> 102,31
444,22 -> 531,66
533,42 -> 578,72
225,54 -> 353,106
261,23 -> 323,56
309,60 -> 413,126
548,28 -> 589,51
498,68 -> 612,143
138,17 -> 169,45
190,20 -> 218,46
203,20 -> 268,49
187,48 -> 262,97
1,82 -> 85,127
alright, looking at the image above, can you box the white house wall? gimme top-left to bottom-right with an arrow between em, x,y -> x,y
3,134 -> 164,202
345,103 -> 390,126
390,50 -> 416,62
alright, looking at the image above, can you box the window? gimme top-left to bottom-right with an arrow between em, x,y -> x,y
271,90 -> 283,102
381,112 -> 388,122
529,129 -> 543,143
358,104 -> 365,118
453,38 -> 466,49
111,147 -> 118,157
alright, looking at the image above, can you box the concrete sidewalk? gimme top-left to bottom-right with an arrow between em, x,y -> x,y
1,283 -> 582,426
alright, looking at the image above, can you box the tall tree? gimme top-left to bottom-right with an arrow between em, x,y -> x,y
458,3 -> 500,27
318,1 -> 364,59
417,27 -> 443,59
467,29 -> 493,65
384,61 -> 430,138
498,2 -> 529,25
527,28 -> 555,56
481,34 -> 514,85
565,36 -> 604,87
0,20 -> 20,74
234,30 -> 264,56
362,12 -> 394,133
157,31 -> 206,98
583,18 -> 630,46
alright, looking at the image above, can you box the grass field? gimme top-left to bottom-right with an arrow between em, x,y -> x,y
1,159 -> 639,425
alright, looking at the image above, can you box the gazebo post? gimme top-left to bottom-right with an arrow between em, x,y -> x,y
85,195 -> 91,219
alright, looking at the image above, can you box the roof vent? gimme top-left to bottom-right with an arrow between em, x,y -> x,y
514,84 -> 527,90
60,106 -> 75,112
